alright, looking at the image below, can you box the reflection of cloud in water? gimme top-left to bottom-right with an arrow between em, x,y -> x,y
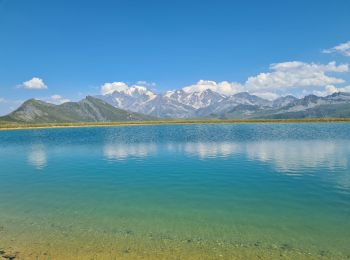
103,140 -> 350,189
183,142 -> 240,159
245,141 -> 349,172
104,143 -> 157,160
104,141 -> 350,172
183,140 -> 350,189
27,145 -> 47,169
182,140 -> 350,173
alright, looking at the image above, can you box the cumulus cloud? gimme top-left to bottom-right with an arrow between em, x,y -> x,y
182,61 -> 348,99
19,77 -> 47,89
100,81 -> 156,97
313,85 -> 350,97
46,95 -> 70,105
100,61 -> 348,100
339,86 -> 350,92
183,80 -> 243,95
101,82 -> 129,95
245,61 -> 347,91
323,41 -> 350,57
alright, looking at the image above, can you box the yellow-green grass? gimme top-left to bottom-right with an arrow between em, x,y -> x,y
1,118 -> 350,131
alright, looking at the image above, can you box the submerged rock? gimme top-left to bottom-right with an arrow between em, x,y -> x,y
280,243 -> 293,251
2,254 -> 16,260
122,248 -> 131,254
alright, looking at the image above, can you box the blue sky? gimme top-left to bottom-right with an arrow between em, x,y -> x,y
1,0 -> 350,115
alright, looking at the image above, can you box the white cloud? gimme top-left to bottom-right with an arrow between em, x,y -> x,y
182,61 -> 348,99
101,82 -> 129,95
245,61 -> 347,91
0,97 -> 5,103
339,86 -> 350,92
313,85 -> 350,97
313,85 -> 339,97
100,61 -> 348,100
323,41 -> 350,57
45,95 -> 70,105
19,77 -> 47,89
100,81 -> 156,98
253,92 -> 280,100
183,80 -> 243,95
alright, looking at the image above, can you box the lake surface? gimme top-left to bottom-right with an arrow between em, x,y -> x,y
0,123 -> 350,259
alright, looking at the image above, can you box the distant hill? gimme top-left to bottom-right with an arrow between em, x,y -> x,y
0,96 -> 155,123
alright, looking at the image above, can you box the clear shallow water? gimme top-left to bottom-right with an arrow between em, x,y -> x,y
0,123 -> 350,259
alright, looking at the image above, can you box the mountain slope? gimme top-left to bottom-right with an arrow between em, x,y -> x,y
202,92 -> 350,119
0,96 -> 155,123
165,89 -> 226,109
195,92 -> 271,117
5,90 -> 349,123
97,89 -> 196,118
96,87 -> 350,119
97,89 -> 272,118
256,103 -> 350,119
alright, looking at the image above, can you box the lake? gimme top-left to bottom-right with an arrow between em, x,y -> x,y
0,123 -> 350,259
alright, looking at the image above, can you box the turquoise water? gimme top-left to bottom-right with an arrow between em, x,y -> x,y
0,123 -> 350,259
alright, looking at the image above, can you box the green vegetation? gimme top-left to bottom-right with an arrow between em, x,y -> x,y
1,118 -> 350,130
0,96 -> 155,123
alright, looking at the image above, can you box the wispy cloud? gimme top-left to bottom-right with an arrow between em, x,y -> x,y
135,81 -> 156,87
45,95 -> 70,105
323,41 -> 350,57
0,98 -> 23,116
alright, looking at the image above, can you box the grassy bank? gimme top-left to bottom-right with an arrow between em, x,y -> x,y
1,118 -> 350,131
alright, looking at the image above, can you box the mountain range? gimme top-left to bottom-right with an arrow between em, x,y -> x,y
96,86 -> 350,119
1,87 -> 350,123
